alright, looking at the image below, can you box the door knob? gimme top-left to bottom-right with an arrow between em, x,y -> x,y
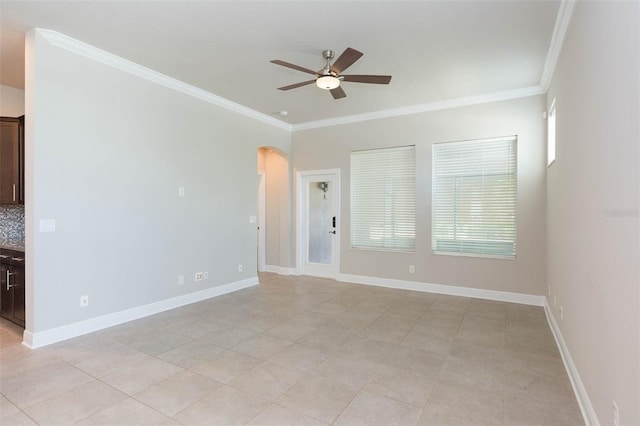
329,230 -> 336,234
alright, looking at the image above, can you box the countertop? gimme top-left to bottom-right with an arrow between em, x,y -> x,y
0,243 -> 25,253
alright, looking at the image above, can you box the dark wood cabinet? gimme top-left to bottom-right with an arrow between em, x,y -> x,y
0,249 -> 25,327
0,116 -> 24,205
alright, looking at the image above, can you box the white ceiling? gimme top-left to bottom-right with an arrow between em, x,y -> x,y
0,1 -> 560,125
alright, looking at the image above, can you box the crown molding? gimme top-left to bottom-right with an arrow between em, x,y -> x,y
291,85 -> 546,131
36,29 -> 293,132
540,0 -> 577,91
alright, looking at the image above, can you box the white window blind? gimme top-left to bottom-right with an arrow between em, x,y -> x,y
351,146 -> 416,252
432,136 -> 517,258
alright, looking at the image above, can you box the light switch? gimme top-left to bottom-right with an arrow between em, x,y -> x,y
40,219 -> 56,232
178,187 -> 185,197
249,216 -> 257,224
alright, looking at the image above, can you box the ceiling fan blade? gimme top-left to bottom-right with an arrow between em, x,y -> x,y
341,75 -> 392,84
271,60 -> 318,76
330,86 -> 347,99
277,80 -> 316,91
331,48 -> 363,74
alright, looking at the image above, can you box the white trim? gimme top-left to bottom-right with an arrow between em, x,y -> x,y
36,29 -> 292,132
296,169 -> 341,279
257,171 -> 266,272
22,277 -> 258,349
544,298 -> 599,426
35,28 -> 559,133
291,86 -> 545,132
540,0 -> 577,90
337,273 -> 545,306
264,265 -> 297,275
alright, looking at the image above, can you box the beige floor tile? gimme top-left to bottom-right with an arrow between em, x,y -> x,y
232,334 -> 293,359
134,370 -> 221,417
504,395 -> 583,425
230,361 -> 306,401
268,343 -> 330,372
75,398 -> 177,425
174,385 -> 270,426
277,373 -> 362,424
157,339 -> 225,368
315,352 -> 381,383
358,316 -> 415,344
70,345 -> 151,378
281,312 -> 334,328
503,361 -> 577,404
124,331 -> 194,356
202,324 -> 257,348
364,364 -> 435,407
418,381 -> 503,426
190,349 -> 262,383
164,318 -> 227,338
0,348 -> 61,379
400,329 -> 452,356
22,380 -> 126,425
101,357 -> 183,395
439,356 -> 504,392
264,322 -> 318,341
0,395 -> 37,425
335,390 -> 422,426
297,327 -> 355,352
340,335 -> 396,364
0,273 -> 582,426
384,346 -> 445,379
0,360 -> 94,408
247,403 -> 328,426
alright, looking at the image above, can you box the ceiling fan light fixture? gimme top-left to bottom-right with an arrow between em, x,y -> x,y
316,75 -> 340,90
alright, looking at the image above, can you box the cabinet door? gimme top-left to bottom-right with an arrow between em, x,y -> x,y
0,263 -> 11,319
11,266 -> 25,327
0,118 -> 21,204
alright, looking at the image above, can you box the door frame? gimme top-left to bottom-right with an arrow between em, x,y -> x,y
257,171 -> 266,272
296,169 -> 341,279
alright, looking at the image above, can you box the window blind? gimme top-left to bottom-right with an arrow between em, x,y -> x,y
432,136 -> 517,258
351,146 -> 416,252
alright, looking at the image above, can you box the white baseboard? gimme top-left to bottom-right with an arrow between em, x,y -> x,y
264,265 -> 297,275
544,299 -> 599,426
337,273 -> 545,306
22,277 -> 259,349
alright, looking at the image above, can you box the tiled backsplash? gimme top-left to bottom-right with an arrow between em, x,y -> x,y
0,205 -> 25,246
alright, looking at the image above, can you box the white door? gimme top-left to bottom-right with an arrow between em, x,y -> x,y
297,170 -> 340,278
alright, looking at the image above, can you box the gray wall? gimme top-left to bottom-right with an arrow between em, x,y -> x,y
292,95 -> 547,296
547,2 -> 639,424
25,30 -> 290,332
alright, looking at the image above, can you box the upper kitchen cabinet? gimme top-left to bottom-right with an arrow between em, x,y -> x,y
0,117 -> 24,205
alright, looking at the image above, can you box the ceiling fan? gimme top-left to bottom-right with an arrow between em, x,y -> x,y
271,48 -> 392,99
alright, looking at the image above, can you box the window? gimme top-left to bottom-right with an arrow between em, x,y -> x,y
432,136 -> 517,259
351,146 -> 416,252
547,98 -> 556,166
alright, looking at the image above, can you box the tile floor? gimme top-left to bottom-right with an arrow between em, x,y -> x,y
0,273 -> 584,425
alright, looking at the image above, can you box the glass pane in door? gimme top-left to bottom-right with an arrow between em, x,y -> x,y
308,181 -> 332,264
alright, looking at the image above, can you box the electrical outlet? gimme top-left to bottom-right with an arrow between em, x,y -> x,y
409,265 -> 415,274
238,264 -> 243,272
80,295 -> 89,307
204,271 -> 209,280
560,305 -> 564,320
178,275 -> 184,285
612,400 -> 619,426
195,272 -> 204,282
